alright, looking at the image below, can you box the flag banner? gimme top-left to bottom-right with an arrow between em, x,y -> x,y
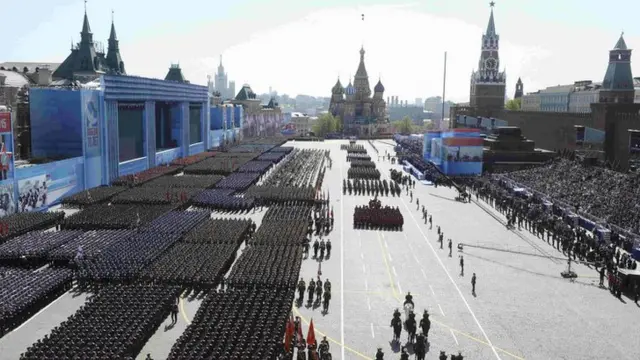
306,318 -> 316,346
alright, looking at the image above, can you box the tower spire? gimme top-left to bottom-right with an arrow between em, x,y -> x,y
486,2 -> 496,36
109,10 -> 117,41
80,0 -> 92,43
599,32 -> 634,103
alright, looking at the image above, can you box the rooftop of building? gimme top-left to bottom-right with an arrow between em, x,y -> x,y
0,62 -> 61,73
0,70 -> 31,88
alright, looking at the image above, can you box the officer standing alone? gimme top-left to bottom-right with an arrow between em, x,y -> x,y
471,273 -> 477,295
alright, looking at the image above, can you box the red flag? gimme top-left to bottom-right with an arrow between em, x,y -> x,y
307,318 -> 316,347
284,317 -> 294,352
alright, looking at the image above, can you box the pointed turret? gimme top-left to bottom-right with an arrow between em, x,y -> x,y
332,78 -> 344,95
486,1 -> 496,36
109,19 -> 117,41
599,32 -> 634,103
514,77 -> 523,99
80,8 -> 93,43
355,47 -> 368,78
354,47 -> 372,99
106,11 -> 125,74
614,33 -> 628,50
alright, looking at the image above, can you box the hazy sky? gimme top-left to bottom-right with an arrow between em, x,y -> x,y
2,0 -> 639,103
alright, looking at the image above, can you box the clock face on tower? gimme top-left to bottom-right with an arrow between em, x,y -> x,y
485,58 -> 497,70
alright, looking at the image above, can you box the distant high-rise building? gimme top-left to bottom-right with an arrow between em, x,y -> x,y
424,96 -> 442,112
213,55 -> 235,100
415,98 -> 423,107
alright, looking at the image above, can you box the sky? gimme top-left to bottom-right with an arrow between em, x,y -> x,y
2,0 -> 639,103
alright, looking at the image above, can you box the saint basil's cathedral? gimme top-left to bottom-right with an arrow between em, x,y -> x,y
329,47 -> 390,136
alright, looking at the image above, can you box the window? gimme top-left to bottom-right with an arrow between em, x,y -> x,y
189,105 -> 202,144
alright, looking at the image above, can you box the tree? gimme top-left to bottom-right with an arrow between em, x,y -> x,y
505,98 -> 521,110
335,116 -> 343,133
312,113 -> 339,137
393,116 -> 414,134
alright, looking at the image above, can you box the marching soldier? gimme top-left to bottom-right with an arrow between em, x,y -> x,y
313,239 -> 320,258
307,279 -> 316,305
448,239 -> 453,257
400,347 -> 409,360
326,239 -> 332,257
319,239 -> 326,258
297,278 -> 306,303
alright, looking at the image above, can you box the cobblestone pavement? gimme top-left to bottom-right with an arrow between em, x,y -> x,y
293,140 -> 640,360
3,140 -> 640,360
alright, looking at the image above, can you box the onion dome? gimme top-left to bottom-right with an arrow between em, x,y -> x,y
332,79 -> 344,94
374,79 -> 385,93
345,81 -> 355,96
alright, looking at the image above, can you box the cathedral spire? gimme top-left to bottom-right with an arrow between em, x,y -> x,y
486,2 -> 496,36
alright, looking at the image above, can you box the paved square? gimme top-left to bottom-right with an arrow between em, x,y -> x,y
2,139 -> 640,360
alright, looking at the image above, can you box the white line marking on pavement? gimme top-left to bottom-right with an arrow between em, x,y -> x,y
361,252 -> 364,259
371,323 -> 375,338
412,253 -> 421,264
367,297 -> 372,310
388,253 -> 393,262
384,240 -> 389,249
400,197 -> 502,360
438,304 -> 445,316
430,285 -> 436,297
392,266 -> 397,276
362,264 -> 366,273
450,329 -> 459,345
421,269 -> 427,279
339,150 -> 345,360
365,279 -> 369,290
397,282 -> 403,294
12,289 -> 71,333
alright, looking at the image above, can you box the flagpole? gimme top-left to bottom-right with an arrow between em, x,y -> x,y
441,51 -> 447,130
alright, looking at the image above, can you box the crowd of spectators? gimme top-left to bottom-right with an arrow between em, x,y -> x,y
503,158 -> 640,236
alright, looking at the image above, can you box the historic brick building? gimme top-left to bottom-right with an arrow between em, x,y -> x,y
329,47 -> 388,136
452,30 -> 640,169
469,2 -> 506,112
53,7 -> 126,83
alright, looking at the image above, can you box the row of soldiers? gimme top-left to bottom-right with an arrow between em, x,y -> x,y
468,177 -> 640,299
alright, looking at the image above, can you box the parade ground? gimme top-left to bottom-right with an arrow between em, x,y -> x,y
2,140 -> 640,360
